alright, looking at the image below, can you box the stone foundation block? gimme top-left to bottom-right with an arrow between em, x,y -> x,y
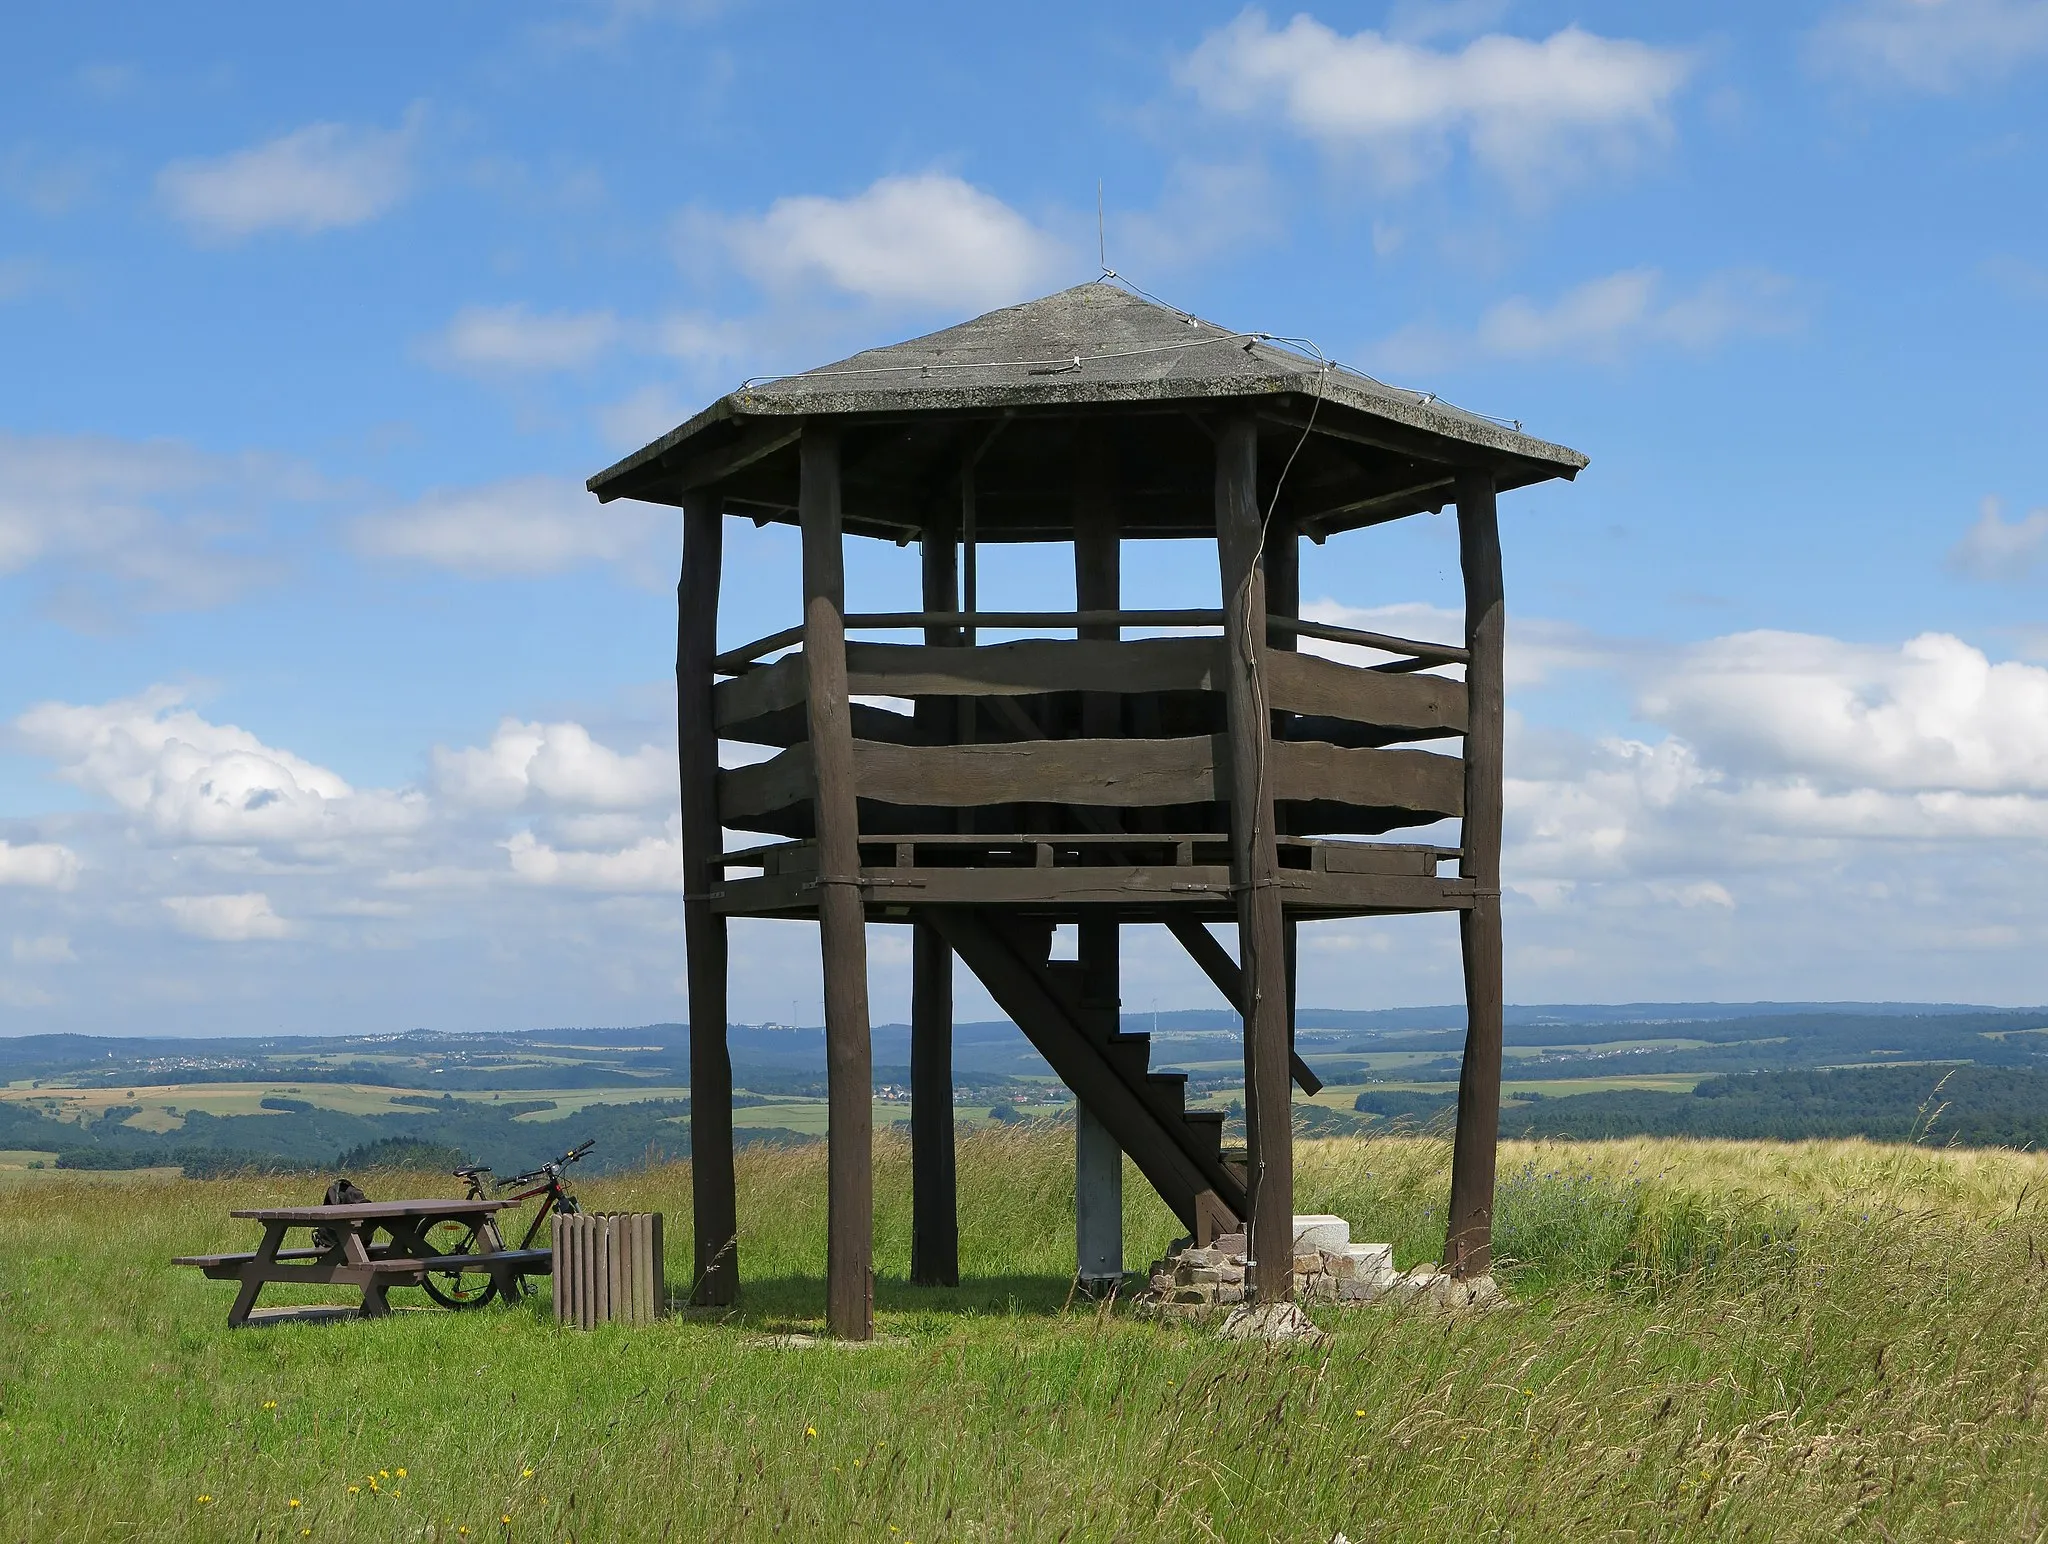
1291,1214 -> 1352,1253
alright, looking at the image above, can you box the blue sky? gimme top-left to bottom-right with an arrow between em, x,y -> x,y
3,0 -> 2046,1035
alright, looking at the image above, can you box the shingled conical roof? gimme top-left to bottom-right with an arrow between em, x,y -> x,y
589,281 -> 1585,541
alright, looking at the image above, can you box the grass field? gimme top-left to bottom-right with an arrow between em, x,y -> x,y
5,1127 -> 2048,1540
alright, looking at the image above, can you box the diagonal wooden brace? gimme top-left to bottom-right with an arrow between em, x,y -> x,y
1164,916 -> 1323,1095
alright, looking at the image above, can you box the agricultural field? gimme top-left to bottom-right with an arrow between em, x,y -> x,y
8,1004 -> 2048,1177
5,1125 -> 2048,1540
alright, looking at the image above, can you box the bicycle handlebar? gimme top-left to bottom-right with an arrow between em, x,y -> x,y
496,1138 -> 595,1191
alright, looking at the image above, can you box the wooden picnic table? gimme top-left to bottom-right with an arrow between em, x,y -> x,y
174,1198 -> 552,1328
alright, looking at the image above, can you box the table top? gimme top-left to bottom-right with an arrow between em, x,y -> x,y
231,1199 -> 510,1223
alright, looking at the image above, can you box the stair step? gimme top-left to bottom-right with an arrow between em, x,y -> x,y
1181,1110 -> 1226,1164
1143,1070 -> 1189,1119
1102,1033 -> 1154,1078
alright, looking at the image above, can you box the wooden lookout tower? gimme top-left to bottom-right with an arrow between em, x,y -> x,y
588,282 -> 1587,1339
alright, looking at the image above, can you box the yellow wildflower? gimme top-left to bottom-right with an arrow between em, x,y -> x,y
502,1515 -> 512,1525
804,1425 -> 817,1439
288,1499 -> 301,1509
522,1467 -> 534,1479
348,1487 -> 360,1496
395,1467 -> 407,1478
196,1495 -> 213,1505
263,1400 -> 277,1410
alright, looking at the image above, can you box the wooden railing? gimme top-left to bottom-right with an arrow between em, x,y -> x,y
712,609 -> 1468,676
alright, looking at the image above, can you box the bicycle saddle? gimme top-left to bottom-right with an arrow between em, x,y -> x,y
453,1163 -> 491,1178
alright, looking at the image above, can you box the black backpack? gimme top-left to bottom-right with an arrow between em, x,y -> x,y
312,1178 -> 368,1252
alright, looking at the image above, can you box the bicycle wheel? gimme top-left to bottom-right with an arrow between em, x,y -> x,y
418,1217 -> 499,1310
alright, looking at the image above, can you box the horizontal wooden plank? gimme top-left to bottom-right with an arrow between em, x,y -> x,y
718,742 -> 816,829
1271,739 -> 1464,818
709,865 -> 1475,917
716,639 -> 1466,740
719,737 -> 1464,828
854,735 -> 1220,808
1264,651 -> 1466,734
850,637 -> 1218,697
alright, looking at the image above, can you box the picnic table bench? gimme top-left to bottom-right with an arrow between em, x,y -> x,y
174,1199 -> 551,1327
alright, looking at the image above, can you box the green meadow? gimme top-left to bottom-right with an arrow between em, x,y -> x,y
4,1126 -> 2047,1541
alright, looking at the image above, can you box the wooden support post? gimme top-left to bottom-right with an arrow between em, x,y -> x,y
910,507 -> 960,1288
678,490 -> 737,1306
1073,438 -> 1124,1286
1444,469 -> 1505,1280
1266,511 -> 1303,1082
801,425 -> 875,1340
1216,416 -> 1294,1304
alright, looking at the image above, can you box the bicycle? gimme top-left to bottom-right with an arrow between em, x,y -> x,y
417,1139 -> 594,1309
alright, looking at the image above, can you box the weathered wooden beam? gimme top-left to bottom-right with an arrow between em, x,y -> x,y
1161,917 -> 1322,1095
1072,439 -> 1125,1283
1217,414 -> 1294,1305
801,425 -> 875,1340
910,504 -> 959,1289
1295,476 -> 1456,540
712,864 -> 1477,916
715,734 -> 1465,830
675,424 -> 803,493
716,638 -> 1466,739
1444,469 -> 1505,1281
678,490 -> 737,1306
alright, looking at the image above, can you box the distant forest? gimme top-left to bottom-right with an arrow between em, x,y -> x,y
5,1004 -> 2047,1176
1358,1065 -> 2048,1149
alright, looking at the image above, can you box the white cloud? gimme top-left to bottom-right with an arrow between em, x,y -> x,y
0,840 -> 80,888
1373,269 -> 1801,373
718,173 -> 1069,311
11,934 -> 75,963
13,687 -> 423,847
162,892 -> 293,941
1116,160 -> 1281,273
435,719 -> 673,810
0,430 -> 301,612
351,474 -> 670,579
1949,495 -> 2048,580
426,304 -> 621,375
595,384 -> 689,449
1641,630 -> 2048,796
504,827 -> 681,891
1810,0 -> 2048,91
1178,11 -> 1691,192
1475,268 -> 1798,361
157,116 -> 416,242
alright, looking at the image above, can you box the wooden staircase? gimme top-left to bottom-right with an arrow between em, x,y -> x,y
926,906 -> 1247,1234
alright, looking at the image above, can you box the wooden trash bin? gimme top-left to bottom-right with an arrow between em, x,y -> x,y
553,1212 -> 665,1327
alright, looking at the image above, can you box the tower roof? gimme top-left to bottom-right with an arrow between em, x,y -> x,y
588,282 -> 1587,542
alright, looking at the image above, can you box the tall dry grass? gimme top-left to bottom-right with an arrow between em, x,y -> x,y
3,1127 -> 2047,1540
